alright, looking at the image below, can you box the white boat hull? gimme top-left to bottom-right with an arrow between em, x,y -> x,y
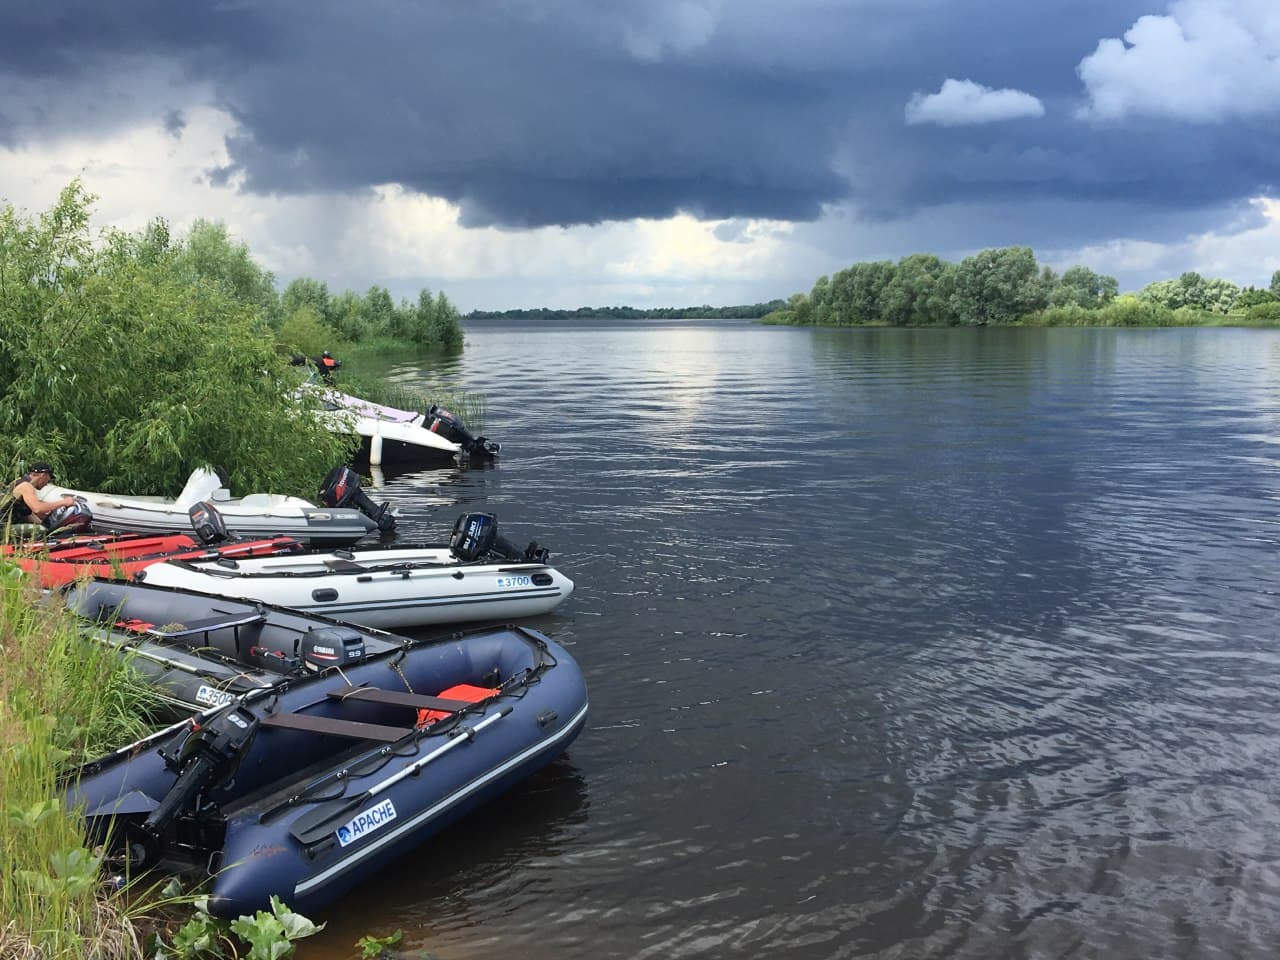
137,546 -> 575,630
43,470 -> 377,547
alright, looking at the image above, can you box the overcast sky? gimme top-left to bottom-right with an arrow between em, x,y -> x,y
2,0 -> 1278,311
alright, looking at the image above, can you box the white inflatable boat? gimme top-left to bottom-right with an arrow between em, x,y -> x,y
136,512 -> 573,630
42,468 -> 382,548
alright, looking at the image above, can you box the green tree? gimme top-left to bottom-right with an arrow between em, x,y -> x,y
177,219 -> 281,328
360,285 -> 395,338
880,253 -> 955,325
1271,269 -> 1280,297
0,181 -> 352,496
282,277 -> 332,328
1052,265 -> 1118,308
426,291 -> 464,350
277,304 -> 332,358
950,247 -> 1045,325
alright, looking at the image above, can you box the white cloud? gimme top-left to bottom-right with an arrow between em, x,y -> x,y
1047,196 -> 1280,290
905,78 -> 1045,127
621,0 -> 722,61
1077,0 -> 1280,121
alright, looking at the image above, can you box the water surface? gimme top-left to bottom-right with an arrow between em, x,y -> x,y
312,322 -> 1280,959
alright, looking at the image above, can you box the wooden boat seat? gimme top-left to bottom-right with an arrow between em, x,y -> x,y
326,685 -> 474,712
145,611 -> 267,639
260,711 -> 411,742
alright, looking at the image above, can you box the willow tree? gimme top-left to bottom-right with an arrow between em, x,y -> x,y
0,181 -> 353,497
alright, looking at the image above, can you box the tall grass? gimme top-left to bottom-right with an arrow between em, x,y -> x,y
327,352 -> 489,432
0,558 -> 163,959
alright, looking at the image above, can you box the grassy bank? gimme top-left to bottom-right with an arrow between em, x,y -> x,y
0,558 -> 161,958
315,339 -> 489,430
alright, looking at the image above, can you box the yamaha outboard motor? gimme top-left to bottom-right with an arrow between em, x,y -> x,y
318,466 -> 395,532
43,497 -> 93,538
141,705 -> 259,843
449,512 -> 550,564
426,405 -> 500,459
299,626 -> 368,673
188,500 -> 231,545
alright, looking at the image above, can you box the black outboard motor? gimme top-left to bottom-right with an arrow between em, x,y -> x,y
318,466 -> 395,532
425,405 -> 500,459
449,512 -> 550,564
142,705 -> 259,842
43,497 -> 93,538
299,626 -> 368,673
188,500 -> 231,545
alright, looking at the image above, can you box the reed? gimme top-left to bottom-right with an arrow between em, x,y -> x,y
0,558 -> 163,959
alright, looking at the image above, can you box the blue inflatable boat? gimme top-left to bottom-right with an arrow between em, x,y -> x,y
67,622 -> 588,917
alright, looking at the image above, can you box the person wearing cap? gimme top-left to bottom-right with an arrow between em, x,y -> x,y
4,462 -> 76,525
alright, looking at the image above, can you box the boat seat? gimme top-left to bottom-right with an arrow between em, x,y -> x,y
326,685 -> 475,712
260,711 -> 411,743
145,612 -> 267,639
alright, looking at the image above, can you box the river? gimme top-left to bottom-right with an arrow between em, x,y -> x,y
309,321 -> 1280,959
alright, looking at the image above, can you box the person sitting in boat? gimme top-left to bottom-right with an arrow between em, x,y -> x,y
4,462 -> 76,525
316,351 -> 342,383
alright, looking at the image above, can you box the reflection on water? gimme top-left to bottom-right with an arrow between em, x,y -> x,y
304,323 -> 1280,959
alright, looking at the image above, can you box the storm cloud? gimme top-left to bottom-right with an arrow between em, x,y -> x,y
1,0 -> 1279,305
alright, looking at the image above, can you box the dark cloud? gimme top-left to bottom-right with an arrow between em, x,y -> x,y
162,108 -> 185,138
4,0 -> 1278,250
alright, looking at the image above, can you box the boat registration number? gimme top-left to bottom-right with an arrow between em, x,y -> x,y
195,685 -> 236,708
495,575 -> 532,588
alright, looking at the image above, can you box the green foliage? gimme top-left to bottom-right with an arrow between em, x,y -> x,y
356,929 -> 404,959
1139,271 -> 1239,313
1,560 -> 163,959
274,278 -> 463,352
0,182 -> 354,496
950,247 -> 1046,325
1096,295 -> 1175,326
227,896 -> 324,960
281,277 -> 331,327
1246,301 -> 1280,322
1271,269 -> 1280,297
1051,265 -> 1119,308
177,220 -> 281,329
1235,286 -> 1275,309
880,253 -> 955,325
277,304 -> 338,359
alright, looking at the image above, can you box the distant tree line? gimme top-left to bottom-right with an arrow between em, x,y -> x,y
466,301 -> 787,321
767,248 -> 1280,327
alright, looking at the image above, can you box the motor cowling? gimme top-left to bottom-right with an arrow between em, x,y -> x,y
449,512 -> 550,564
300,626 -> 367,673
43,497 -> 93,538
318,466 -> 395,532
426,405 -> 500,458
188,500 -> 230,545
143,705 -> 259,840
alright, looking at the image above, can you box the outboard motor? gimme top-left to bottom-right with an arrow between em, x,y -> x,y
142,705 -> 259,842
449,512 -> 550,564
425,405 -> 500,459
318,466 -> 395,532
300,626 -> 367,673
43,497 -> 93,538
188,500 -> 231,545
